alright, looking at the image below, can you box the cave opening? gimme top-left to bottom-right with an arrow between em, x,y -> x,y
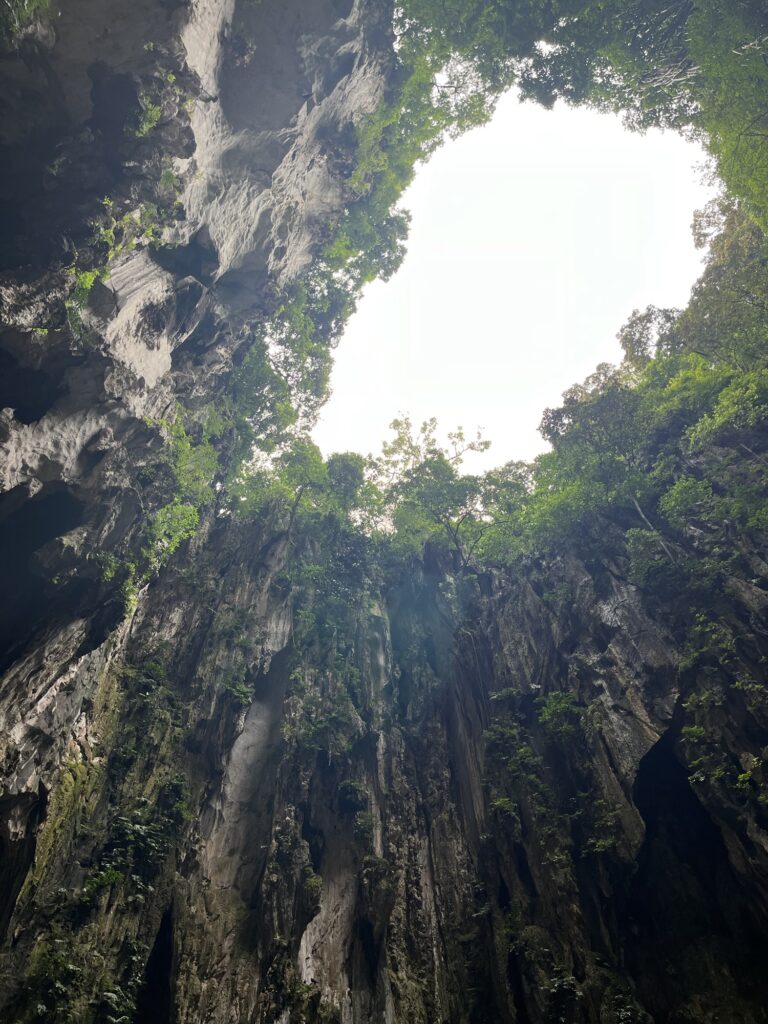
0,487 -> 86,672
88,62 -> 140,145
0,789 -> 47,942
135,906 -> 176,1024
312,91 -> 711,471
625,731 -> 768,1019
0,349 -> 66,424
356,917 -> 378,986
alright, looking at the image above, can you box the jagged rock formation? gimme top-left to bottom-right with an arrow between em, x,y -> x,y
0,0 -> 390,699
0,0 -> 389,887
2,1 -> 768,1023
2,507 -> 768,1023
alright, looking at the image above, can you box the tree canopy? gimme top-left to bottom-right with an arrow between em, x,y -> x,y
150,0 -> 768,620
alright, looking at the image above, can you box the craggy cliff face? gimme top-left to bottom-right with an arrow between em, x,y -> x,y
2,1 -> 768,1023
0,0 -> 389,867
0,0 -> 389,685
2,514 -> 768,1024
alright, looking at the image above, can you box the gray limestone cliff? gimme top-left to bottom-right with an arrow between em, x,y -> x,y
2,511 -> 768,1023
0,0 -> 389,846
1,1 -> 768,1022
0,0 -> 390,707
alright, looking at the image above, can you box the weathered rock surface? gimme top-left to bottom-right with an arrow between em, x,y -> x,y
2,513 -> 767,1023
0,0 -> 391,845
1,1 -> 768,1022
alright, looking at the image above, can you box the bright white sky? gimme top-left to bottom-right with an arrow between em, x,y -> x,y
313,90 -> 714,471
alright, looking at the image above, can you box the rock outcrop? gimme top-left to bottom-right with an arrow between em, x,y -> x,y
2,1 -> 768,1022
0,0 -> 391,884
2,508 -> 768,1022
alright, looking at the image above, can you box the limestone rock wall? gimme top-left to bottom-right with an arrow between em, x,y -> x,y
2,1 -> 768,1022
1,511 -> 767,1022
0,0 -> 392,889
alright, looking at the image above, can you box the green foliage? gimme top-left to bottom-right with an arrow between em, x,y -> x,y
97,983 -> 139,1024
367,416 -> 501,565
353,811 -> 375,844
687,370 -> 768,449
217,0 -> 768,560
246,208 -> 407,432
132,97 -> 162,138
658,476 -> 718,531
98,552 -> 120,583
283,673 -> 361,760
544,967 -> 579,1019
130,412 -> 219,575
158,413 -> 219,507
188,0 -> 768,536
77,801 -> 177,919
688,7 -> 768,230
228,433 -> 380,553
158,774 -> 196,826
392,451 -> 483,558
223,338 -> 298,491
121,563 -> 139,615
433,1 -> 768,220
296,0 -> 768,412
223,675 -> 253,707
80,865 -> 125,906
94,197 -> 165,263
302,0 -> 768,398
229,436 -> 327,524
681,198 -> 768,370
684,720 -> 708,745
220,165 -> 768,769
485,719 -> 547,799
581,798 -> 622,855
338,779 -> 368,814
121,655 -> 168,688
0,0 -> 50,40
95,0 -> 767,811
324,200 -> 410,289
537,691 -> 579,737
489,795 -> 519,818
680,613 -> 736,671
264,281 -> 340,416
66,266 -> 104,309
159,167 -> 180,191
301,866 -> 323,900
733,676 -> 768,712
15,936 -> 86,1023
96,554 -> 139,615
144,501 -> 199,567
108,813 -> 170,875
